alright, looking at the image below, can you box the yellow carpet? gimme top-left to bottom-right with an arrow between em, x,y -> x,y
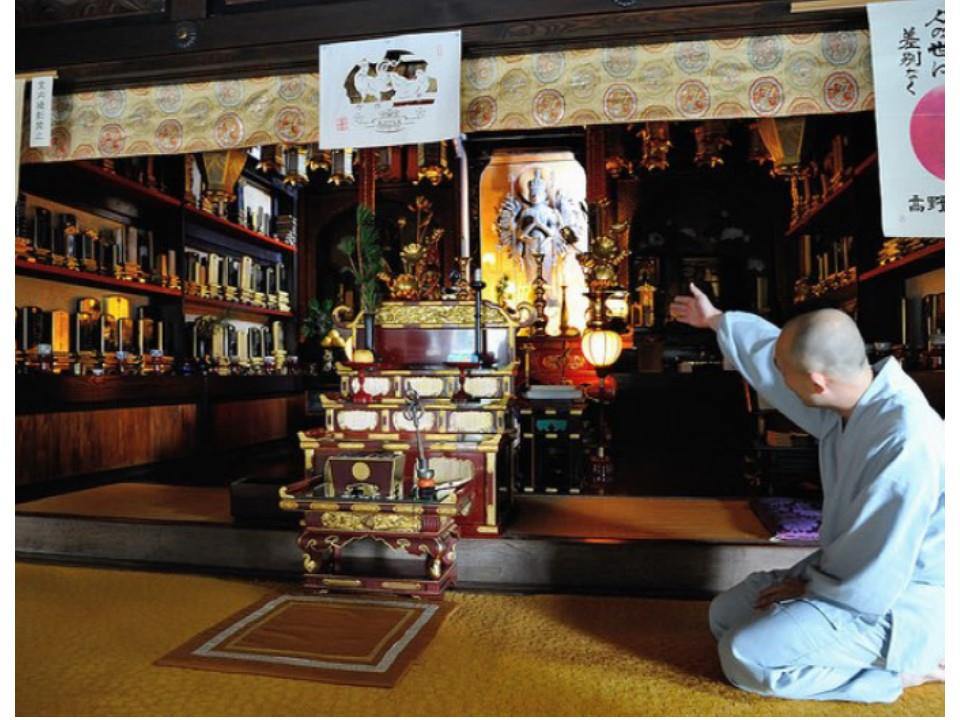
509,495 -> 772,542
15,483 -> 232,524
16,562 -> 943,716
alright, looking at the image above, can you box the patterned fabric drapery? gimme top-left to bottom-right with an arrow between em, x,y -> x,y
20,30 -> 873,164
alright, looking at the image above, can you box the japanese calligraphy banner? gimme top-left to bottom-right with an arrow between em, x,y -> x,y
29,76 -> 54,148
318,31 -> 461,150
868,0 -> 944,237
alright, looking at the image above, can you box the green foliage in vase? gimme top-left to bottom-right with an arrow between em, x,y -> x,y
338,204 -> 386,315
300,297 -> 334,343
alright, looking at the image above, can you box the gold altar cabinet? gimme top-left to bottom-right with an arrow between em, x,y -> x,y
291,299 -> 527,539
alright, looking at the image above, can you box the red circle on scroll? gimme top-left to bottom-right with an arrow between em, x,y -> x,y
909,85 -> 945,180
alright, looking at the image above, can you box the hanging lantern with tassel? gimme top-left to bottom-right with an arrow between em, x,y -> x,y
308,146 -> 330,173
282,145 -> 310,186
327,148 -> 355,186
255,145 -> 280,174
201,149 -> 248,218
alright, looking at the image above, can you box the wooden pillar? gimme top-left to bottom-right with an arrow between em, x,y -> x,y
585,126 -> 607,204
358,148 -> 377,210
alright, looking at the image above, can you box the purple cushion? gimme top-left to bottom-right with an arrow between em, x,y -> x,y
750,496 -> 821,542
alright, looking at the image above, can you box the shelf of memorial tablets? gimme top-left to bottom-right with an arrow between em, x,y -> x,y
785,153 -> 878,238
858,240 -> 945,282
73,161 -> 184,210
15,373 -> 304,415
183,204 -> 297,254
791,280 -> 857,312
182,294 -> 294,319
15,259 -> 184,298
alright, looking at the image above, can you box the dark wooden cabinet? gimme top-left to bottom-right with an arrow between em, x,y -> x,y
517,399 -> 587,495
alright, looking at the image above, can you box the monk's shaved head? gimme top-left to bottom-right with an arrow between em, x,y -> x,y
779,309 -> 868,380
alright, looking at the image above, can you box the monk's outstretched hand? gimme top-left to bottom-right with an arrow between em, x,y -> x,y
754,577 -> 807,610
669,283 -> 723,330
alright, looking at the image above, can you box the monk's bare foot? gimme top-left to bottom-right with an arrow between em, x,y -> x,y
902,660 -> 945,688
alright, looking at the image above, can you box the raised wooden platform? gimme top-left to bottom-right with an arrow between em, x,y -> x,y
16,483 -> 815,596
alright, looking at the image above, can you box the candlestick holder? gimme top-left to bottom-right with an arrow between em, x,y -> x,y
470,273 -> 490,365
16,237 -> 35,263
123,262 -> 145,283
559,284 -> 579,337
455,256 -> 472,300
531,252 -> 547,336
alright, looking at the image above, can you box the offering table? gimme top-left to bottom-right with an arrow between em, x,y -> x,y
279,478 -> 470,598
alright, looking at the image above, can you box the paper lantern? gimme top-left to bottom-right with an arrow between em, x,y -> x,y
581,328 -> 622,370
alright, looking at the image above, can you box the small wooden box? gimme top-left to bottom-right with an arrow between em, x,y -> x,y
322,453 -> 405,500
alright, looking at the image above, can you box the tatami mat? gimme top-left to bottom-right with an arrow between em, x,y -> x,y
16,482 -> 233,524
16,562 -> 943,716
507,495 -> 773,543
17,483 -> 776,542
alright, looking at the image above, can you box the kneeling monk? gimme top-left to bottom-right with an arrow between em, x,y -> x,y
670,284 -> 944,703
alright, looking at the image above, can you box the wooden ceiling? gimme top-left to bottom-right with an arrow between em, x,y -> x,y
17,0 -> 867,92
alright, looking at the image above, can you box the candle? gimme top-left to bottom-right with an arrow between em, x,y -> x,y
99,316 -> 106,354
126,227 -> 138,268
138,319 -> 144,355
901,297 -> 907,346
116,318 -> 124,352
167,249 -> 177,277
158,321 -> 164,355
114,228 -> 124,263
272,321 -> 283,353
453,135 -> 470,257
472,268 -> 482,284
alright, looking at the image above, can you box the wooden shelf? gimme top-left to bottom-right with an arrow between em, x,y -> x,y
183,294 -> 294,319
786,153 -> 877,237
858,241 -> 945,282
792,281 -> 858,312
184,204 -> 297,254
16,373 -> 303,414
74,162 -> 183,210
15,258 -> 183,298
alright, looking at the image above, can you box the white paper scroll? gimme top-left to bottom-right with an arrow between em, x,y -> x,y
868,0 -> 945,237
319,31 -> 461,149
29,76 -> 54,148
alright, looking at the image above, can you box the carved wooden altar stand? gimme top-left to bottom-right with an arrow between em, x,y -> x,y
283,299 -> 530,594
278,478 -> 470,598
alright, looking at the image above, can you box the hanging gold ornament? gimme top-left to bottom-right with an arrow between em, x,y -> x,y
693,121 -> 732,169
637,122 -> 672,172
415,141 -> 454,185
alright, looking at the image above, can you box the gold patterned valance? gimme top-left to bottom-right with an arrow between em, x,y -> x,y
21,31 -> 874,164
